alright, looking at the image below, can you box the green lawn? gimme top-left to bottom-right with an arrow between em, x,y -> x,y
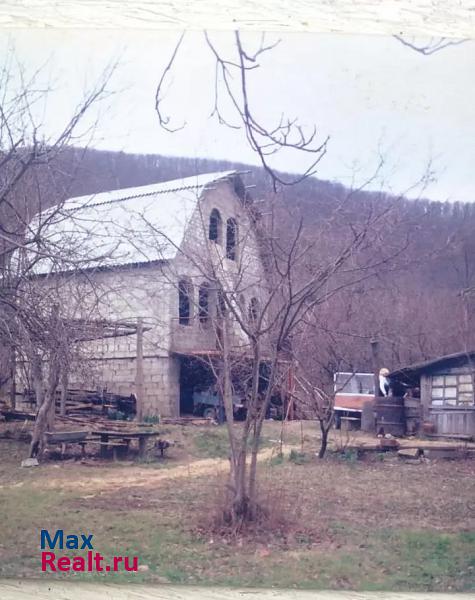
0,424 -> 474,590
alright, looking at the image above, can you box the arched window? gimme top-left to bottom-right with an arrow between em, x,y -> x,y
249,297 -> 259,323
198,283 -> 210,325
209,209 -> 222,244
226,218 -> 238,260
178,279 -> 193,325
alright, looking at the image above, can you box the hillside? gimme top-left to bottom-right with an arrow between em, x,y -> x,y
2,146 -> 474,387
58,147 -> 475,371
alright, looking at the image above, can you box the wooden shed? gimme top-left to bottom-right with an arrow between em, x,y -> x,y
389,351 -> 475,438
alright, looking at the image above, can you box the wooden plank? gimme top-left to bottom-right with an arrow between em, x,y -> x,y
397,448 -> 421,459
1,409 -> 36,421
424,447 -> 468,460
86,441 -> 128,447
135,317 -> 144,423
45,431 -> 88,443
427,431 -> 473,438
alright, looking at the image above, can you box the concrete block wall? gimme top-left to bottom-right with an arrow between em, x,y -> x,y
51,176 -> 268,417
71,353 -> 180,417
170,177 -> 269,353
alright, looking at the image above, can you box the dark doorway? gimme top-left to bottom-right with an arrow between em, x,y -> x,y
179,356 -> 215,415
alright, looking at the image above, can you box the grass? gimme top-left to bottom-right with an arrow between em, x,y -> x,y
0,486 -> 200,583
202,529 -> 474,590
288,449 -> 308,464
193,428 -> 230,458
193,425 -> 275,459
0,421 -> 474,590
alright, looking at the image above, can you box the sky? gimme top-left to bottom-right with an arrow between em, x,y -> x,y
3,29 -> 474,202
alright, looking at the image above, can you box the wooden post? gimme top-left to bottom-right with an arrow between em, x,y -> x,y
9,347 -> 16,409
138,435 -> 147,459
135,317 -> 144,422
371,339 -> 380,398
287,361 -> 295,420
60,369 -> 68,417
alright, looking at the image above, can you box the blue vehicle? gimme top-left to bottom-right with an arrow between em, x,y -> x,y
192,386 -> 246,421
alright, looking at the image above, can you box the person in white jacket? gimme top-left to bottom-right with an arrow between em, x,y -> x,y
379,367 -> 391,396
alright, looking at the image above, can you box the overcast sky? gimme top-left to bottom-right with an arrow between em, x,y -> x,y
4,29 -> 474,202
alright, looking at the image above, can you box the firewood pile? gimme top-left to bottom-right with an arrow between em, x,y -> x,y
56,413 -> 157,433
12,388 -> 137,420
160,416 -> 211,426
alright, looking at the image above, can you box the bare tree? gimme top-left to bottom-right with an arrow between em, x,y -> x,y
152,33 -> 431,525
0,53 -> 115,452
155,31 -> 328,190
292,372 -> 334,459
393,35 -> 468,56
121,173 -> 406,527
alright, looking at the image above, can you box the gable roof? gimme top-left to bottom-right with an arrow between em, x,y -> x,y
32,171 -> 238,274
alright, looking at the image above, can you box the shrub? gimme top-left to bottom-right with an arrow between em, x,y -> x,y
289,449 -> 308,465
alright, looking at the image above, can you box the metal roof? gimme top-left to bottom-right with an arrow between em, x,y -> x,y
32,171 -> 238,274
389,350 -> 475,382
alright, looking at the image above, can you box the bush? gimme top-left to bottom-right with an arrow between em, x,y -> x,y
289,449 -> 308,465
269,451 -> 284,466
338,448 -> 359,463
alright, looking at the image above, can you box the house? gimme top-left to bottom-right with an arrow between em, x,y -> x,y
30,171 -> 269,418
389,350 -> 475,438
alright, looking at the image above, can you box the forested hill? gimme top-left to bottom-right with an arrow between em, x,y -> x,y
56,147 -> 473,380
5,145 -> 471,384
62,145 -> 475,285
64,146 -> 474,219
62,146 -> 352,208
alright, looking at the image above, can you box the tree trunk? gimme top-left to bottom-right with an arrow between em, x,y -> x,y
246,343 -> 264,518
29,306 -> 62,458
248,418 -> 263,518
60,369 -> 68,417
0,343 -> 12,404
30,351 -> 45,410
30,353 -> 60,457
248,353 -> 279,518
231,443 -> 249,521
318,418 -> 331,458
217,313 -> 251,524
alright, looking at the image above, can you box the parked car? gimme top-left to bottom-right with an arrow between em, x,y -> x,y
192,387 -> 246,420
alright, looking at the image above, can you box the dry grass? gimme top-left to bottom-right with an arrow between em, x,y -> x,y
0,420 -> 474,590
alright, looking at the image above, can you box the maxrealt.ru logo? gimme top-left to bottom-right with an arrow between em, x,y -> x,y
40,530 -> 138,573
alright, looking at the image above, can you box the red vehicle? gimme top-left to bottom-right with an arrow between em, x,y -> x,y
333,372 -> 374,429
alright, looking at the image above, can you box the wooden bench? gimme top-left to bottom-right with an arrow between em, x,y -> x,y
45,431 -> 89,457
91,429 -> 161,459
45,432 -> 130,460
85,439 -> 130,460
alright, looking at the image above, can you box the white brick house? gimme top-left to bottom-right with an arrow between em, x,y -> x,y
33,171 -> 268,417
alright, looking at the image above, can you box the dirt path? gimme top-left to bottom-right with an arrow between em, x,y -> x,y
2,580 -> 471,600
26,446 -> 283,493
5,433 -> 473,494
